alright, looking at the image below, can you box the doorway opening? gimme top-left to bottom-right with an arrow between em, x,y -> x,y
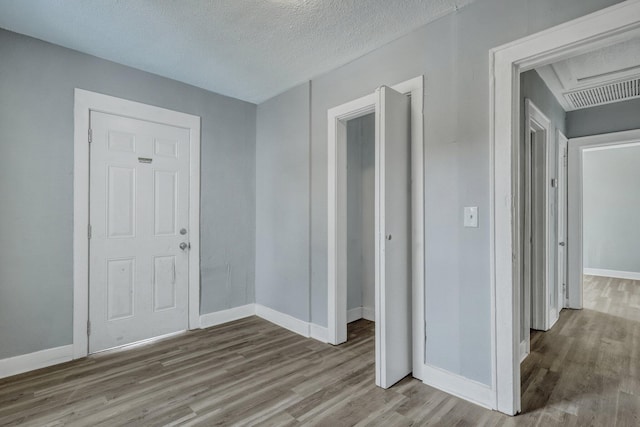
346,113 -> 376,329
579,138 -> 640,308
518,99 -> 556,363
517,39 -> 640,415
519,130 -> 640,416
327,76 -> 425,390
491,2 -> 640,413
568,133 -> 640,308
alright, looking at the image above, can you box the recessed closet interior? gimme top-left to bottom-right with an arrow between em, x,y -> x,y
346,113 -> 375,327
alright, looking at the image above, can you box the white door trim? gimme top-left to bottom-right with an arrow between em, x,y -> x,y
523,99 -> 552,332
327,76 -> 424,380
490,0 -> 640,415
557,131 -> 568,310
567,129 -> 640,309
73,89 -> 201,359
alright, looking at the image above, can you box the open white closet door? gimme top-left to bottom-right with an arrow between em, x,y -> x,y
375,85 -> 412,388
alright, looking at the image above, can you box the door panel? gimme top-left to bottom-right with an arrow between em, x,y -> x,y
107,166 -> 136,238
375,86 -> 412,388
107,258 -> 135,320
153,255 -> 177,311
154,170 -> 178,236
89,111 -> 190,353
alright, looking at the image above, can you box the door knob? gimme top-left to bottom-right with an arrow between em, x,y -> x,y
179,242 -> 190,251
386,234 -> 392,241
559,242 -> 565,247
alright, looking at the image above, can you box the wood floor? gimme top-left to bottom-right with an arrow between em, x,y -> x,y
1,275 -> 638,426
520,275 -> 640,425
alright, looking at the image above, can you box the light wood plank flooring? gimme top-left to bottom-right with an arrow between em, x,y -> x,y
1,275 -> 639,426
520,275 -> 640,425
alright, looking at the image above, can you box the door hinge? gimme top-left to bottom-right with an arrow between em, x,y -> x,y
88,224 -> 92,239
88,128 -> 92,143
87,320 -> 91,336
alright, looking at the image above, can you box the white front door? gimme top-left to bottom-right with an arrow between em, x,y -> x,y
89,111 -> 190,353
375,86 -> 412,388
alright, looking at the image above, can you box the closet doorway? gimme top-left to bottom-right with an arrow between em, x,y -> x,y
327,76 -> 425,389
346,113 -> 376,327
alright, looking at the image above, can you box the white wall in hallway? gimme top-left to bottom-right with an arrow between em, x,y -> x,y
583,145 -> 640,274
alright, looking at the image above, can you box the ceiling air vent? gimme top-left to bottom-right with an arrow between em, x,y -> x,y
564,78 -> 640,110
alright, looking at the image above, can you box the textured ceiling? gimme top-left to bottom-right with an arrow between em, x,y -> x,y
537,37 -> 640,110
0,0 -> 472,103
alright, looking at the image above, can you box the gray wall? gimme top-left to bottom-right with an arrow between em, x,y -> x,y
257,0 -> 622,385
567,98 -> 640,138
519,70 -> 567,338
346,114 -> 375,313
583,145 -> 640,273
523,70 -> 567,137
0,29 -> 256,359
255,82 -> 310,320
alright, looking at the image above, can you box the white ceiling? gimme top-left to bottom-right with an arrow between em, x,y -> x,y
537,38 -> 640,110
0,0 -> 472,104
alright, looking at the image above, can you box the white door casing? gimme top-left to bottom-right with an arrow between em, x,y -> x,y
374,86 -> 412,389
491,0 -> 640,415
523,99 -> 553,333
74,89 -> 200,359
89,112 -> 190,352
557,131 -> 568,310
519,127 -> 532,362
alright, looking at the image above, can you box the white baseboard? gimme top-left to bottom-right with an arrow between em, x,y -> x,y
255,304 -> 310,337
199,304 -> 256,329
422,364 -> 496,410
309,323 -> 328,343
519,340 -> 529,363
0,345 -> 74,379
347,307 -> 363,323
362,306 -> 375,321
254,304 -> 328,344
347,307 -> 375,323
584,268 -> 640,281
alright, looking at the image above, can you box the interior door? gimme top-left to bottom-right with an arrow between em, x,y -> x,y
89,111 -> 190,353
374,86 -> 411,388
557,133 -> 568,311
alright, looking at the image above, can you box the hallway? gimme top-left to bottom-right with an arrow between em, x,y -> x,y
521,275 -> 640,425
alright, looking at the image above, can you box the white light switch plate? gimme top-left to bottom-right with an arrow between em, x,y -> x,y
464,206 -> 478,228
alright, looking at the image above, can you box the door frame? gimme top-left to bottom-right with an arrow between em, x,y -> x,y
523,99 -> 553,334
72,89 -> 201,359
567,129 -> 640,309
490,0 -> 640,415
557,130 -> 568,310
327,76 -> 424,380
